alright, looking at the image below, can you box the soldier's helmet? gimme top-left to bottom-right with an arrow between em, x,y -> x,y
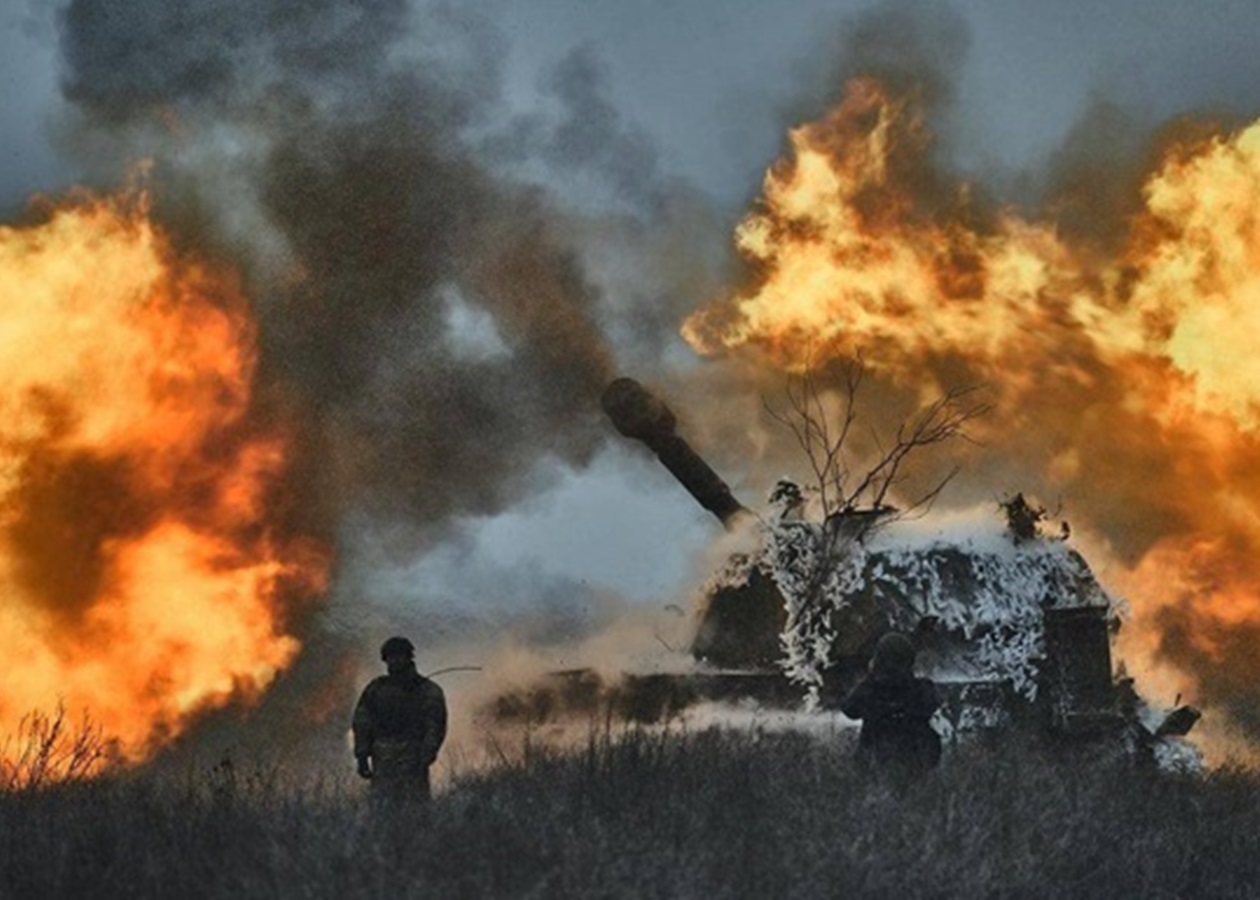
871,632 -> 916,675
380,635 -> 416,661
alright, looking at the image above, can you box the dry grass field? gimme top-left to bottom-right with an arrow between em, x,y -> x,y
2,724 -> 1258,899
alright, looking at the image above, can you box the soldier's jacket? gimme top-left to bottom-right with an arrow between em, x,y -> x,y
841,671 -> 941,771
352,667 -> 447,778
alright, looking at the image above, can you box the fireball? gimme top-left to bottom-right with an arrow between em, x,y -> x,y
684,78 -> 1260,744
0,188 -> 327,771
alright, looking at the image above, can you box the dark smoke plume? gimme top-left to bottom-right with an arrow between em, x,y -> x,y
484,45 -> 664,215
57,0 -> 622,543
53,0 -> 693,757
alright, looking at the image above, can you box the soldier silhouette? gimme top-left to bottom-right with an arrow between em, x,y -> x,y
352,636 -> 448,805
840,632 -> 941,776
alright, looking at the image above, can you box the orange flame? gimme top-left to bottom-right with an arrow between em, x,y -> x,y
0,188 -> 327,769
684,78 -> 1260,739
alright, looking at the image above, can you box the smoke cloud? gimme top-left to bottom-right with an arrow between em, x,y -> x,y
57,0 -> 627,542
43,0 -> 722,763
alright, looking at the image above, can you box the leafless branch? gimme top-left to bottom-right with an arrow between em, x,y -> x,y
842,384 -> 991,516
764,360 -> 990,528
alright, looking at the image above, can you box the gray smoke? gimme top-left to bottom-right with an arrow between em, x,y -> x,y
483,44 -> 664,215
781,1 -> 971,172
53,0 -> 716,761
56,0 -> 632,546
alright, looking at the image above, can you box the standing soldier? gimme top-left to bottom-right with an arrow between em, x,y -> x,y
352,636 -> 448,805
841,632 -> 941,777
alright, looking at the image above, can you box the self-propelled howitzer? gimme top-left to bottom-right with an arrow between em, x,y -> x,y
588,376 -> 1201,767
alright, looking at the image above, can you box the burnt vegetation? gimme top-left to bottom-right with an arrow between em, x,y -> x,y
0,706 -> 111,793
2,724 -> 1259,899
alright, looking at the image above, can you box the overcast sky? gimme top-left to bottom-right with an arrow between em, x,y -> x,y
6,0 -> 1260,623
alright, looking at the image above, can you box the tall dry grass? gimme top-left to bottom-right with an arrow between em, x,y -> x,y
0,705 -> 111,792
1,723 -> 1258,898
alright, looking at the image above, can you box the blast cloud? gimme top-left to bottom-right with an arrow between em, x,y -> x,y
48,0 -> 1260,763
58,0 -> 631,542
51,0 -> 710,761
676,2 -> 1260,753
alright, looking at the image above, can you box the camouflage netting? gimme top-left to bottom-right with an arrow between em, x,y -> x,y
766,516 -> 1117,703
697,496 -> 1202,771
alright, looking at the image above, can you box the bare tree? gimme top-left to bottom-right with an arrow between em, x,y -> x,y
765,359 -> 991,702
764,357 -> 990,532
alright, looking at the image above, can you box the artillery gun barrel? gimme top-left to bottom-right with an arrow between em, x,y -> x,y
601,377 -> 750,529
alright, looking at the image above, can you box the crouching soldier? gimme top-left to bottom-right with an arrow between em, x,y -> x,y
352,636 -> 448,806
841,632 -> 941,777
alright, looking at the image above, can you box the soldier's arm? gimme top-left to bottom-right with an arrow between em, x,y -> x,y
840,678 -> 870,720
351,682 -> 376,762
419,683 -> 448,764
